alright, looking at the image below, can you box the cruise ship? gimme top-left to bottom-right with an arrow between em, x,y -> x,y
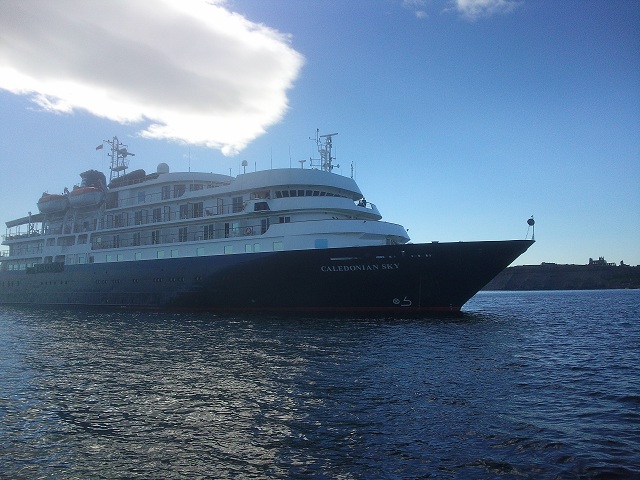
0,133 -> 533,314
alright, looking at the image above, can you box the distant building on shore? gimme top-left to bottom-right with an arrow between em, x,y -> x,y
588,256 -> 616,267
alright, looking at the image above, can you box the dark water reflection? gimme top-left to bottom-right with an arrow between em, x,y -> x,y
1,290 -> 639,478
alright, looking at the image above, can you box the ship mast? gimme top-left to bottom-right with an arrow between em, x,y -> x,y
310,129 -> 339,172
106,136 -> 135,182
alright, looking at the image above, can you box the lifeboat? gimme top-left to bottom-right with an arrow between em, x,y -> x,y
37,193 -> 69,214
68,186 -> 105,208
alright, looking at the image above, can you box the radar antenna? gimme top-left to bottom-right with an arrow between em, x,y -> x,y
310,129 -> 338,172
106,136 -> 135,182
526,216 -> 535,241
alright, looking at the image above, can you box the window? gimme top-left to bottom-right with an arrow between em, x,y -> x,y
279,216 -> 291,224
190,183 -> 203,191
135,211 -> 143,225
193,202 -> 203,218
179,227 -> 188,242
196,247 -> 205,256
135,252 -> 142,260
203,224 -> 215,240
138,191 -> 146,203
232,196 -> 243,213
162,185 -> 171,200
113,235 -> 120,248
224,223 -> 230,238
217,198 -> 224,215
224,245 -> 233,255
261,218 -> 269,234
133,232 -> 141,246
152,230 -> 161,245
171,249 -> 178,258
153,208 -> 162,223
157,251 -> 165,259
254,243 -> 261,252
273,241 -> 284,251
245,244 -> 253,253
180,204 -> 189,219
174,185 -> 186,198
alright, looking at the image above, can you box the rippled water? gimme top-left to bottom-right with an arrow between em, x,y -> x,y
1,290 -> 638,479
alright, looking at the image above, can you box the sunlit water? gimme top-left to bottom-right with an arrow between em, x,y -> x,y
1,290 -> 638,479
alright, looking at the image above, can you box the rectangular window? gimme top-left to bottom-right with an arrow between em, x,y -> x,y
157,251 -> 165,259
279,216 -> 291,224
152,230 -> 160,245
135,211 -> 143,225
261,218 -> 269,234
117,254 -> 124,262
196,247 -> 205,256
135,252 -> 142,260
161,185 -> 171,200
273,241 -> 284,251
224,245 -> 233,255
232,196 -> 243,213
133,232 -> 141,246
171,249 -> 178,258
113,235 -> 120,248
217,198 -> 224,215
254,243 -> 261,252
153,207 -> 161,223
193,202 -> 203,218
78,256 -> 86,265
180,204 -> 189,219
203,224 -> 214,240
179,227 -> 188,242
138,191 -> 146,204
245,244 -> 253,253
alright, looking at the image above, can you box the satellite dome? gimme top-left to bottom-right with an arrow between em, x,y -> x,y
157,163 -> 170,174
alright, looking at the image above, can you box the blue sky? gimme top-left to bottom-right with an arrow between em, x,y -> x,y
1,0 -> 638,266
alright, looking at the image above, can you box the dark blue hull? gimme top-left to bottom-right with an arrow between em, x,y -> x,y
0,240 -> 533,314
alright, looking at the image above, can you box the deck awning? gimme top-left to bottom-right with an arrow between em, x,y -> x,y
6,213 -> 45,228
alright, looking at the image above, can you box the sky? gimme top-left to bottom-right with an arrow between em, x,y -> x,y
0,0 -> 638,266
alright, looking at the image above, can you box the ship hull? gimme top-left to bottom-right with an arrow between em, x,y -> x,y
0,240 -> 533,315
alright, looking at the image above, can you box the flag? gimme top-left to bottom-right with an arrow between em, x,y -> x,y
96,144 -> 103,150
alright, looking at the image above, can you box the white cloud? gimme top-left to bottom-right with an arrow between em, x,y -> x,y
452,0 -> 520,20
402,0 -> 429,19
0,0 -> 304,155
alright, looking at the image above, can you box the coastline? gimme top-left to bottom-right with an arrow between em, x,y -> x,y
483,263 -> 640,291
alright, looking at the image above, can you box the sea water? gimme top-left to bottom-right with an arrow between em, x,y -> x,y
0,290 -> 638,479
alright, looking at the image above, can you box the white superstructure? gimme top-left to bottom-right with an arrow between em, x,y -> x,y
1,135 -> 409,273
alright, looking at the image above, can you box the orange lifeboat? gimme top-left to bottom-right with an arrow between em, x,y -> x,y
68,186 -> 105,208
37,193 -> 69,214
